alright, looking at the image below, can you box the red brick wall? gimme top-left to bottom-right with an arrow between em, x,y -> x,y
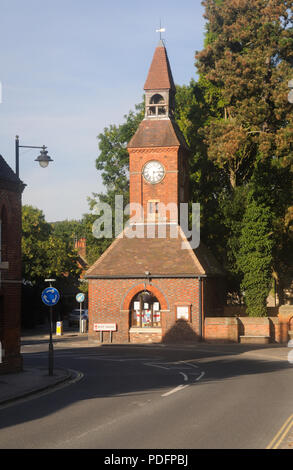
238,317 -> 270,337
0,187 -> 23,373
205,317 -> 239,343
204,316 -> 285,344
88,277 -> 201,344
129,146 -> 189,222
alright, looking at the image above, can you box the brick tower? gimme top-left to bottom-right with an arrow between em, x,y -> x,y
86,40 -> 224,344
128,39 -> 189,224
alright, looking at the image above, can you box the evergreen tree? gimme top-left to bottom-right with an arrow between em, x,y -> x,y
237,191 -> 275,316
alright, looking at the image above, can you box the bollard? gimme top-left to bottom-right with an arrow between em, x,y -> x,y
56,321 -> 63,336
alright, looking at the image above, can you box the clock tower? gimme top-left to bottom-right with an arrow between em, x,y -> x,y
86,40 -> 225,345
128,39 -> 189,224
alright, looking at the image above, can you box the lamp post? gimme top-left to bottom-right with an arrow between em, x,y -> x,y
15,135 -> 53,178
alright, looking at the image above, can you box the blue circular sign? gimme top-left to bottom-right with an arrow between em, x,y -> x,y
41,287 -> 60,306
76,293 -> 85,303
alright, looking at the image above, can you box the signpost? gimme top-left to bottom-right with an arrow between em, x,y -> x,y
76,292 -> 85,333
41,283 -> 60,376
93,323 -> 117,343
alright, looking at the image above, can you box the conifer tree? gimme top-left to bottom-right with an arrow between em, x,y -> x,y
237,191 -> 274,316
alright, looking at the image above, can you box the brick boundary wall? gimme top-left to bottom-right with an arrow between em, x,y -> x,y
204,317 -> 239,343
238,317 -> 270,337
204,315 -> 291,344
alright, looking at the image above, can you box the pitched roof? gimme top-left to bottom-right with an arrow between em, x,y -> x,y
85,224 -> 224,278
144,40 -> 176,91
127,118 -> 189,150
0,155 -> 24,190
0,155 -> 20,183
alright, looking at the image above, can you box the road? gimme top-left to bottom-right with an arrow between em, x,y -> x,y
0,335 -> 292,450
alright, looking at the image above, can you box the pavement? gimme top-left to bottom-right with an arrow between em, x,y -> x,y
0,325 -> 86,406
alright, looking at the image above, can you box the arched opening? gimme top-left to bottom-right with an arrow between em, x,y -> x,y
147,94 -> 167,117
130,290 -> 161,328
150,94 -> 164,104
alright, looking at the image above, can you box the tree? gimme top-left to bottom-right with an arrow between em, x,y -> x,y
195,0 -> 293,304
237,191 -> 275,316
196,0 -> 293,189
22,205 -> 81,284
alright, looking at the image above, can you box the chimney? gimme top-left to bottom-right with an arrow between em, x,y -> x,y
75,237 -> 86,260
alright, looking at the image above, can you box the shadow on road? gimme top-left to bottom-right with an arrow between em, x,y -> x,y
0,338 -> 291,435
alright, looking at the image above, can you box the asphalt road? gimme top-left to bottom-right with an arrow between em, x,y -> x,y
0,336 -> 292,450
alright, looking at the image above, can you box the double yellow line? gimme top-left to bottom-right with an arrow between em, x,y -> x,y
267,414 -> 293,449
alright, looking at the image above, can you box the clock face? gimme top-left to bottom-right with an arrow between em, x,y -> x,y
142,160 -> 165,184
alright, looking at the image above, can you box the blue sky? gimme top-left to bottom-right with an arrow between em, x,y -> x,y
0,0 -> 206,221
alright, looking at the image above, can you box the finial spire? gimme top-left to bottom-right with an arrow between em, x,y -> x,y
156,19 -> 165,41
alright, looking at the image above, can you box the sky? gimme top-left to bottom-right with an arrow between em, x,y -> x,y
0,0 -> 206,222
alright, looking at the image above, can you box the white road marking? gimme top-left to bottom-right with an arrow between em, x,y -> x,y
143,362 -> 170,370
161,384 -> 189,397
172,360 -> 199,369
195,371 -> 205,382
179,372 -> 188,382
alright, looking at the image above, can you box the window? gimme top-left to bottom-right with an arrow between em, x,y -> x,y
148,200 -> 159,214
147,200 -> 160,221
130,291 -> 161,328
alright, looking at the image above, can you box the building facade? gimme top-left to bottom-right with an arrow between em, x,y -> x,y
0,155 -> 24,373
85,40 -> 225,344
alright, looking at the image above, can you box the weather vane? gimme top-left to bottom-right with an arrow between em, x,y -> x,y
156,20 -> 165,40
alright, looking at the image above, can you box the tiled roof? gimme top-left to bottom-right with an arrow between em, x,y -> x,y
144,41 -> 176,91
85,225 -> 224,278
127,118 -> 189,150
0,155 -> 21,183
0,155 -> 24,191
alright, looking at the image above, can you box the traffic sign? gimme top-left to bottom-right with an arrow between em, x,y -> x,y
41,287 -> 60,306
76,293 -> 85,303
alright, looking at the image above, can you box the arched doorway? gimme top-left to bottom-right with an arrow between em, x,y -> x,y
130,290 -> 161,329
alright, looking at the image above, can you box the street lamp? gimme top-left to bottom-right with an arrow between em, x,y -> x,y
15,135 -> 53,178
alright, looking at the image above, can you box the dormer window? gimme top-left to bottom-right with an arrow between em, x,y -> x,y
146,93 -> 167,117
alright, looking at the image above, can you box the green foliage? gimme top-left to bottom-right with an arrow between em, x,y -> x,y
51,219 -> 85,249
22,205 -> 81,284
197,0 -> 293,188
237,192 -> 275,316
